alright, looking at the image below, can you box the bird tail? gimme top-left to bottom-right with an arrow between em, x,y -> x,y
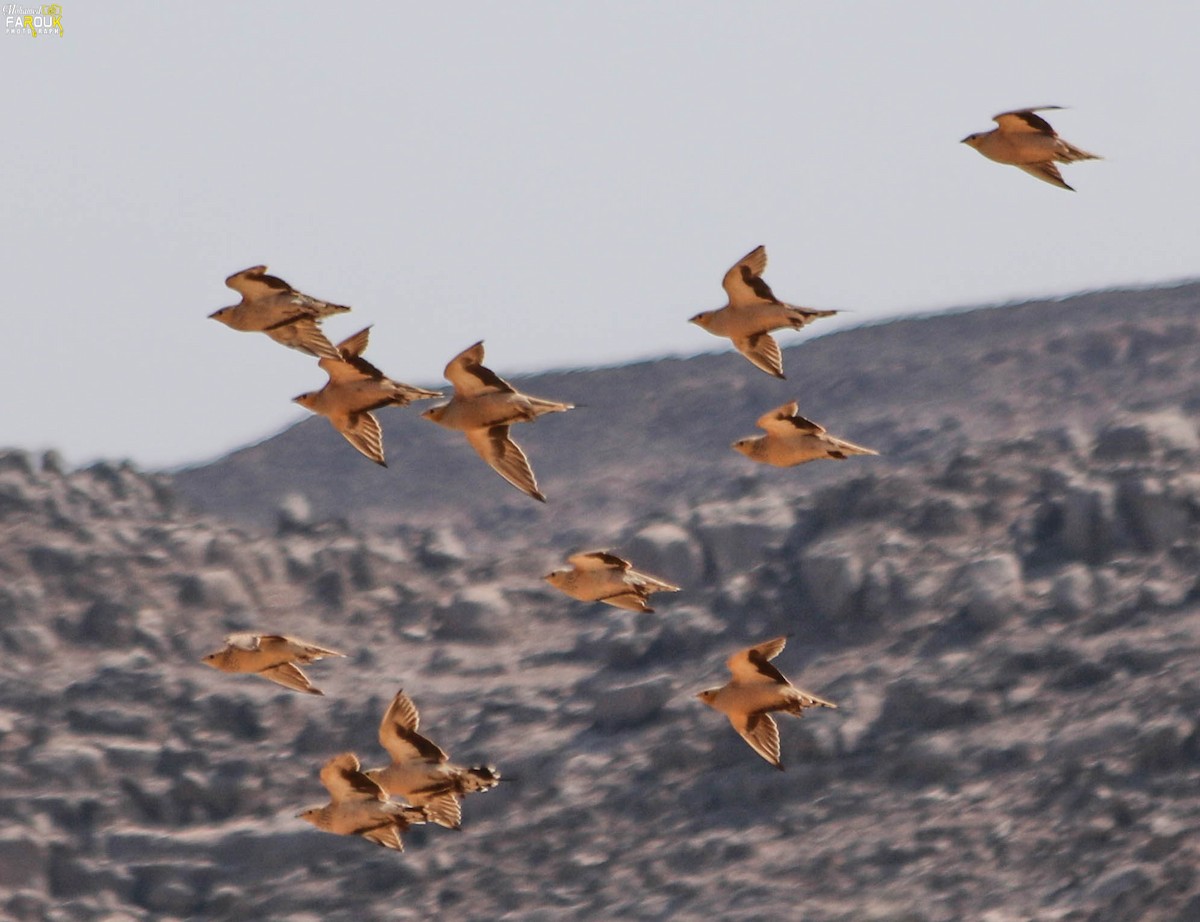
1057,141 -> 1101,163
787,306 -> 837,329
524,397 -> 575,418
459,765 -> 501,794
826,438 -> 879,459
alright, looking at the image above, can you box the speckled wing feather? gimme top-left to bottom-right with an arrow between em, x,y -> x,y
465,426 -> 546,502
737,711 -> 783,769
733,332 -> 784,379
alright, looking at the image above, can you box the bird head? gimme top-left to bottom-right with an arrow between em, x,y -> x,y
208,306 -> 236,325
542,569 -> 569,587
292,392 -> 318,410
689,311 -> 715,330
695,688 -> 720,707
295,807 -> 322,824
731,438 -> 756,457
960,132 -> 984,148
421,404 -> 448,423
198,650 -> 221,669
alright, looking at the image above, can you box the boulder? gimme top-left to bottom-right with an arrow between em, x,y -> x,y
623,521 -> 704,588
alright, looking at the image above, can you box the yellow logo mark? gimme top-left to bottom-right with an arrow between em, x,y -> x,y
22,4 -> 62,37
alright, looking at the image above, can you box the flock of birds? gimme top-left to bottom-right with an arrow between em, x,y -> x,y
200,107 -> 1100,851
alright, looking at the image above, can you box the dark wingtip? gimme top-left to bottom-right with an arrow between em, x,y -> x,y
309,688 -> 325,696
533,492 -> 547,503
775,762 -> 785,772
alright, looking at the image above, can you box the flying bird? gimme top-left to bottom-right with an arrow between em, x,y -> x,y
293,326 -> 442,467
696,636 -> 837,770
199,632 -> 344,695
543,550 -> 681,613
210,265 -> 351,359
960,107 -> 1101,191
733,401 -> 878,467
297,752 -> 429,851
421,341 -> 573,502
689,246 -> 836,379
363,689 -> 501,830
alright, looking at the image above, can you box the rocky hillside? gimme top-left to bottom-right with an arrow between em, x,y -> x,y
2,285 -> 1199,921
172,281 -> 1200,536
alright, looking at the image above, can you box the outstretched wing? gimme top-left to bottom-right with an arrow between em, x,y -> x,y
378,690 -> 449,764
735,711 -> 784,770
320,752 -> 387,803
444,341 -> 515,397
993,107 -> 1063,135
732,332 -> 785,379
225,265 -> 294,299
721,245 -> 777,307
465,426 -> 546,502
567,550 -> 631,572
726,636 -> 789,685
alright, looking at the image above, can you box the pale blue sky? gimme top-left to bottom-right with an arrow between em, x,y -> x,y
6,2 -> 1199,467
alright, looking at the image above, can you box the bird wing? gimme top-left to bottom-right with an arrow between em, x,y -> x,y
259,662 -> 321,695
444,341 -> 515,397
598,591 -> 654,612
320,752 -> 387,803
727,636 -> 790,685
992,107 -> 1063,135
267,317 -> 342,360
465,426 -> 546,502
736,711 -> 784,769
420,792 -> 463,830
721,245 -> 777,307
224,632 -> 263,651
754,402 -> 825,435
732,332 -> 785,379
225,265 -> 294,299
318,326 -> 387,382
378,690 -> 449,764
567,550 -> 631,572
336,411 -> 386,467
359,821 -> 406,851
266,635 -> 344,662
1017,162 -> 1074,191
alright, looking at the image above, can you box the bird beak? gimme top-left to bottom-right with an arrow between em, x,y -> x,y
959,136 -> 971,144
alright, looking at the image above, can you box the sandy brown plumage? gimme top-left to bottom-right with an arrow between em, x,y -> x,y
689,246 -> 836,378
543,550 -> 681,613
696,636 -> 837,770
364,690 -> 501,829
293,326 -> 442,467
209,265 -> 352,359
199,632 -> 344,695
421,341 -> 573,502
732,401 -> 878,468
961,107 -> 1101,191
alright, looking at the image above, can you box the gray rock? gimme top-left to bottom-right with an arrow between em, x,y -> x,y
955,554 -> 1023,628
276,492 -> 313,534
799,548 -> 864,618
692,497 -> 794,578
591,677 -> 674,730
623,521 -> 704,588
1050,564 -> 1096,616
433,585 -> 512,643
1117,476 -> 1190,550
0,833 -> 47,890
